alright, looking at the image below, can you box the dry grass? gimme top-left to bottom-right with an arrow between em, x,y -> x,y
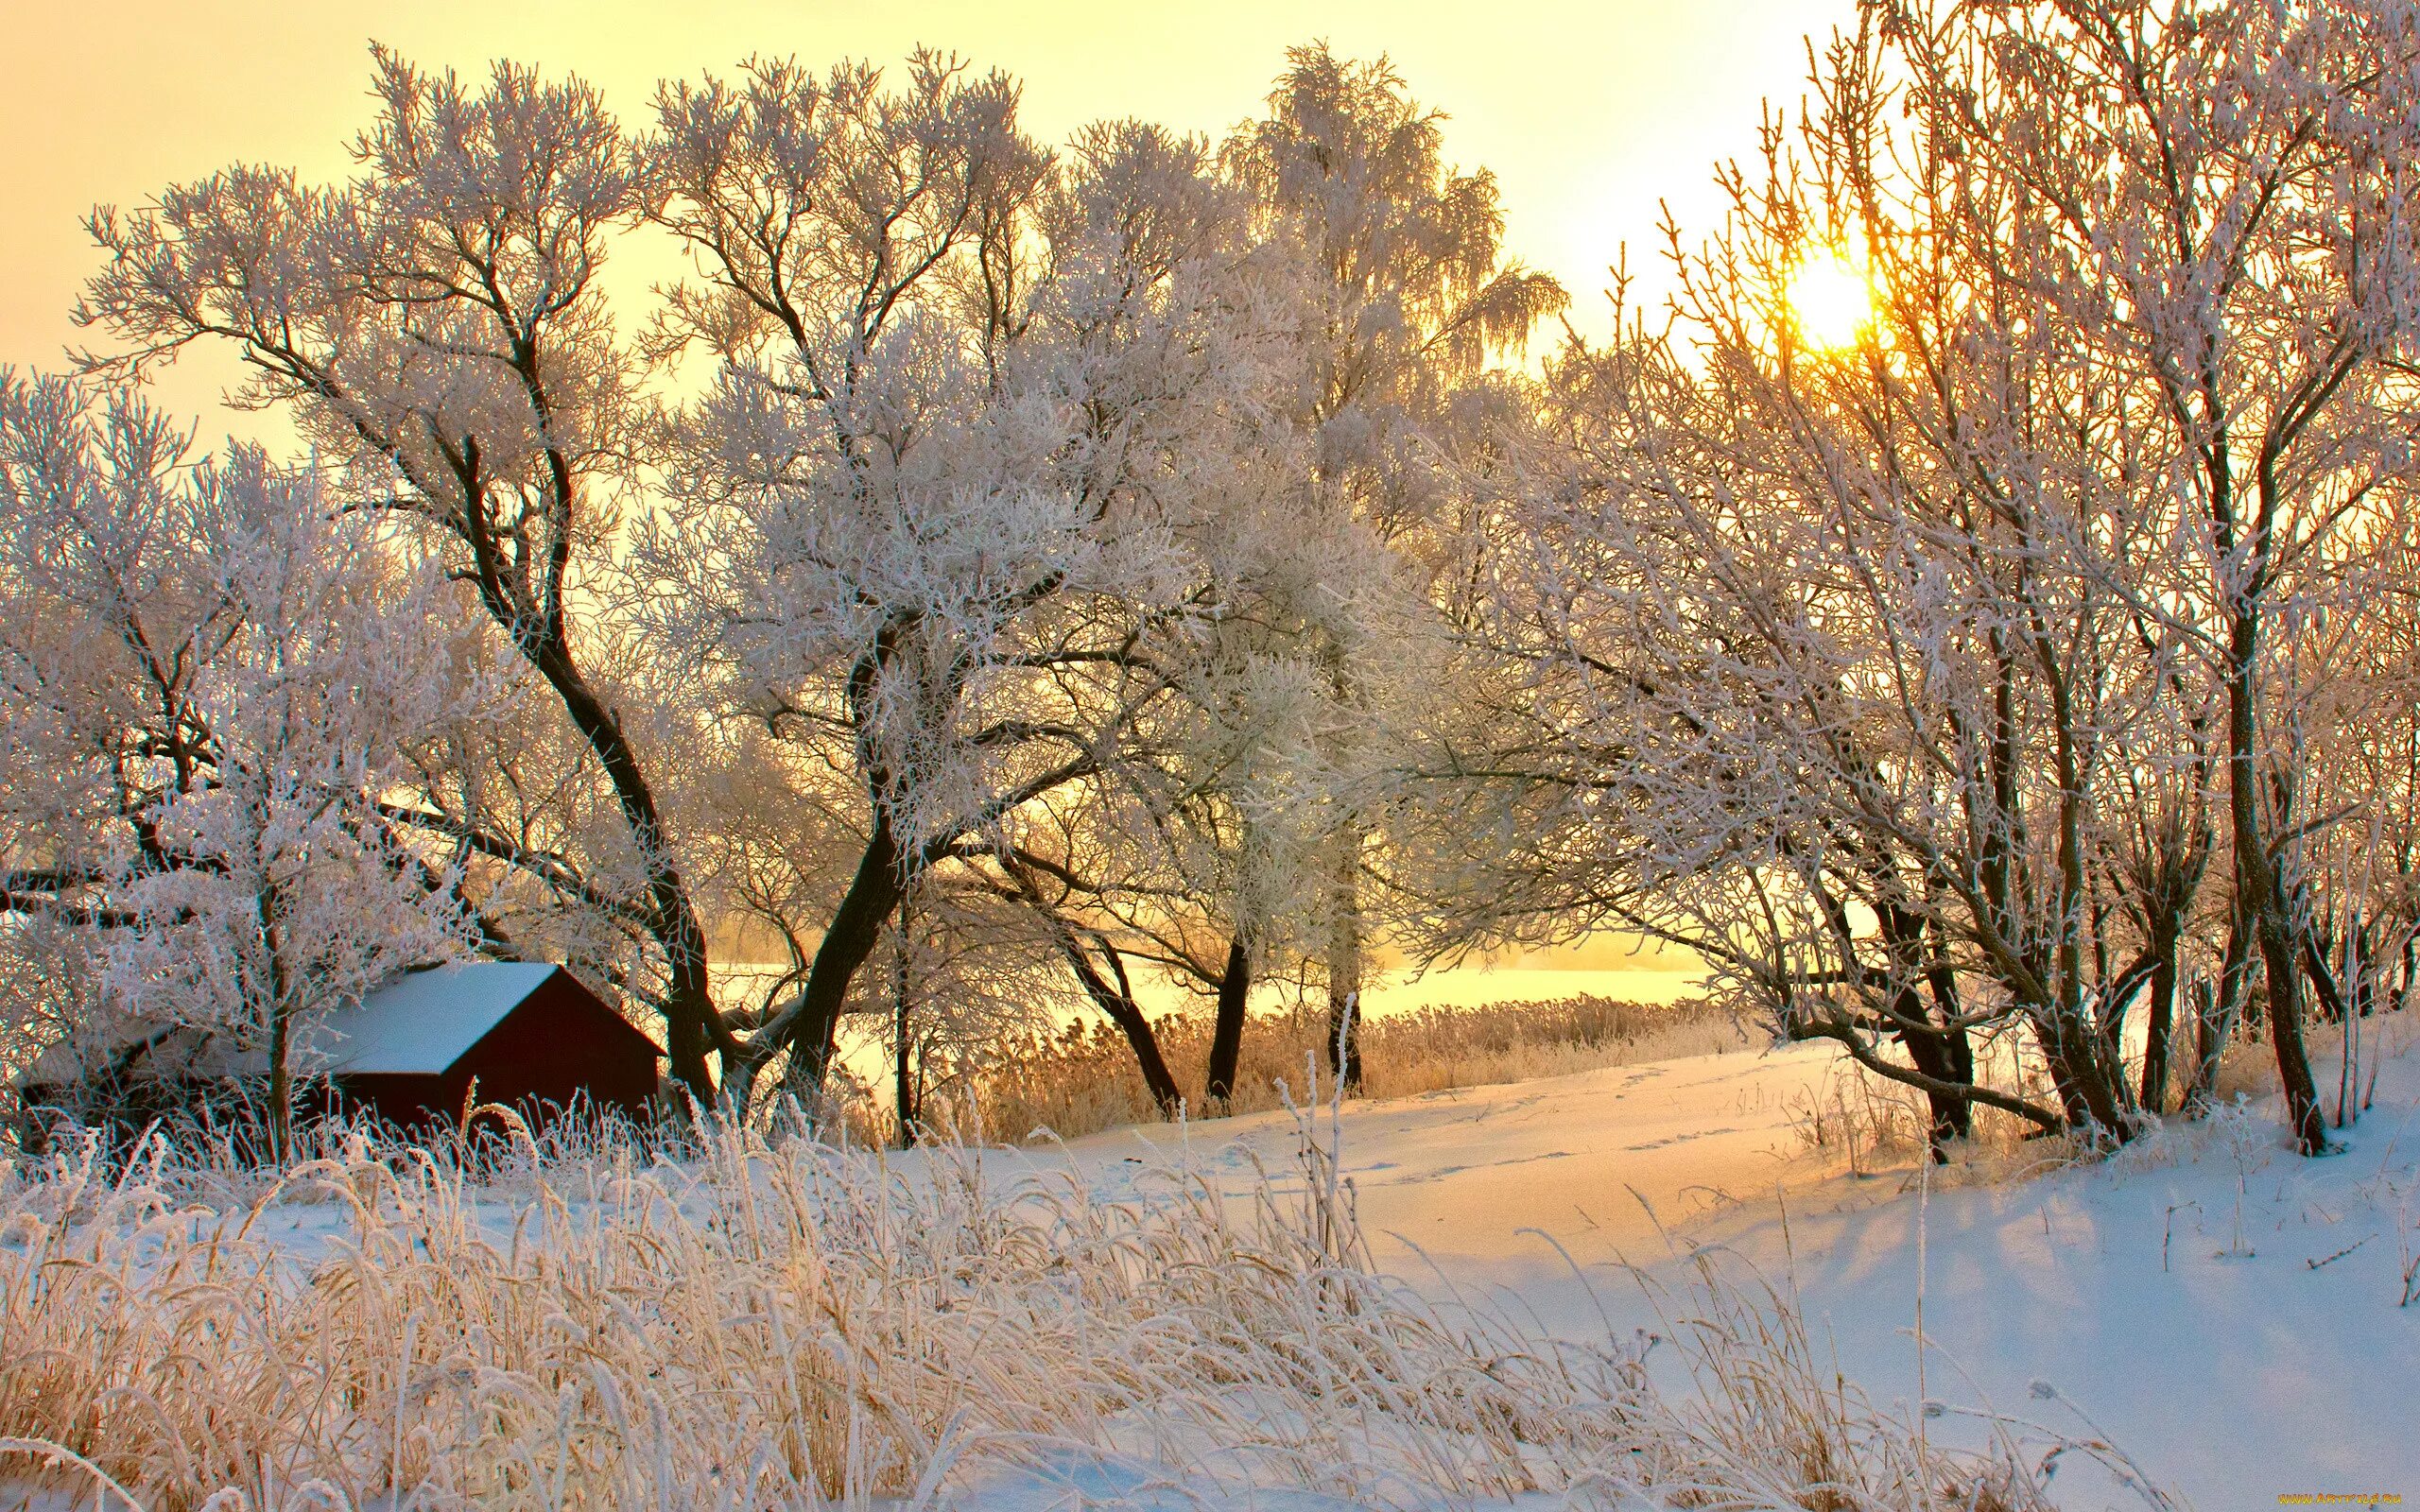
0,1091 -> 2145,1511
956,994 -> 1750,1144
1783,1040 -> 2091,1190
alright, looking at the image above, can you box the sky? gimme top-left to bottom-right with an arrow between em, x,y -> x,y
0,0 -> 1853,441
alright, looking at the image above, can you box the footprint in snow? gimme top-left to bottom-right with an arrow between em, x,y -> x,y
1628,1126 -> 1741,1151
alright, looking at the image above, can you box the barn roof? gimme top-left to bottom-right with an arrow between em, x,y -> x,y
307,961 -> 570,1074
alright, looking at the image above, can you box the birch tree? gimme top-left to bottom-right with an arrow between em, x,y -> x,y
1224,45 -> 1564,1086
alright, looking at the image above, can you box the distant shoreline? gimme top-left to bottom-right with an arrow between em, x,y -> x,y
708,960 -> 1702,1026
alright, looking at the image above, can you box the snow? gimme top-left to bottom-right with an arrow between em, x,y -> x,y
15,1020 -> 256,1088
1026,1034 -> 2420,1509
1047,1043 -> 1843,1272
26,1027 -> 2413,1508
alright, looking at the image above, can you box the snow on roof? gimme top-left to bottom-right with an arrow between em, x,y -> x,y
301,961 -> 565,1074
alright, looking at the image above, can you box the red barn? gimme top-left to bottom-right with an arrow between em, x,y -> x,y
13,961 -> 661,1148
315,962 -> 662,1129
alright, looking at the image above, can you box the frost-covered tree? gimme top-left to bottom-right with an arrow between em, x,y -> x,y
66,51 -> 727,1100
1471,0 -> 2420,1156
0,374 -> 481,1157
1222,45 -> 1564,1086
2276,527 -> 2420,1123
1877,0 -> 2420,1153
636,60 -> 1301,1106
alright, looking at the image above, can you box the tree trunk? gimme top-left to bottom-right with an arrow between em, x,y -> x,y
2255,908 -> 2325,1150
1882,909 -> 1970,1160
1895,1009 -> 1968,1160
2301,935 -> 2353,1024
1324,988 -> 1362,1095
1321,646 -> 1366,1093
267,1008 -> 293,1165
257,877 -> 294,1165
892,888 -> 916,1148
1205,934 -> 1252,1106
2215,529 -> 2326,1152
2040,1040 -> 2090,1131
1057,933 -> 1184,1116
1924,930 -> 1979,1108
2225,705 -> 2326,1148
2139,918 -> 2181,1114
2185,905 -> 2254,1117
998,853 -> 1186,1118
530,642 -> 718,1104
766,815 -> 905,1109
1323,837 -> 1363,1092
2032,1001 -> 2132,1143
2181,977 -> 2219,1119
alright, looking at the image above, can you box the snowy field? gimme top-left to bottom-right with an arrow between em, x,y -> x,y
1016,1037 -> 2420,1509
6,1032 -> 2415,1509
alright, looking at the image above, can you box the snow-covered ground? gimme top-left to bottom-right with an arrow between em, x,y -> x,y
10,1030 -> 2413,1509
1021,1034 -> 2420,1509
1051,1043 -> 1841,1272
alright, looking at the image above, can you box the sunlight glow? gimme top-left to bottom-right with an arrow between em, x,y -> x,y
1784,249 -> 1875,351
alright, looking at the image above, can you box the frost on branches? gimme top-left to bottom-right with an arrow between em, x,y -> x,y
0,375 -> 485,1156
15,7 -> 2417,1160
1451,0 -> 2420,1157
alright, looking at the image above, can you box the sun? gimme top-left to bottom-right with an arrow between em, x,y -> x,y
1784,249 -> 1875,351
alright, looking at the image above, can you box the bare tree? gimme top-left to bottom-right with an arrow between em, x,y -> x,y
1460,1 -> 2420,1157
1878,0 -> 2420,1153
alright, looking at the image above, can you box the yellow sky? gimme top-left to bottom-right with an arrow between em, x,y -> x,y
1,0 -> 1850,438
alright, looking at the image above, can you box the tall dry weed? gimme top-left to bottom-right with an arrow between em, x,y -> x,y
0,1092 -> 2152,1510
955,994 -> 1750,1144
